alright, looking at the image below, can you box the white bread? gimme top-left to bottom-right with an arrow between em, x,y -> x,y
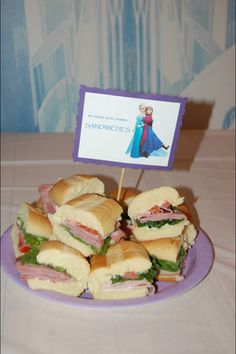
130,221 -> 189,241
88,241 -> 154,300
27,278 -> 88,296
27,240 -> 90,296
139,237 -> 182,263
11,202 -> 54,257
128,186 -> 185,219
50,193 -> 123,237
37,174 -> 105,208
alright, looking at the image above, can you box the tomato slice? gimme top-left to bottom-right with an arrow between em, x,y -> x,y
20,245 -> 31,253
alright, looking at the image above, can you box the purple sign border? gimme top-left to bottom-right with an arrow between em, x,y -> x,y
73,85 -> 187,170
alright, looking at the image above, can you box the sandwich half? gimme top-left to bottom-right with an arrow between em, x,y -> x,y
128,186 -> 190,241
11,202 -> 54,258
49,193 -> 125,257
16,240 -> 90,296
36,174 -> 105,214
139,224 -> 197,282
88,240 -> 158,300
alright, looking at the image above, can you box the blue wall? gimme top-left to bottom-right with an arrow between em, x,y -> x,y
1,0 -> 235,132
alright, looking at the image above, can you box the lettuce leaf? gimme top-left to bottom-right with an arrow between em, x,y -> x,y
157,246 -> 186,272
136,218 -> 184,229
62,225 -> 111,255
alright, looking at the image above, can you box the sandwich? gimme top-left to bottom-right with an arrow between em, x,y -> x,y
88,240 -> 158,300
36,174 -> 105,214
16,240 -> 90,296
49,193 -> 125,257
128,186 -> 191,241
139,238 -> 185,281
11,202 -> 54,258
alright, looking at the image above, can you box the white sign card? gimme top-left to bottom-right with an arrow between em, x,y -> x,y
73,86 -> 187,170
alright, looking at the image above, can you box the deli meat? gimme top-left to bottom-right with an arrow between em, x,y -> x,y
137,203 -> 187,223
16,261 -> 72,282
110,228 -> 126,243
62,219 -> 104,248
38,184 -> 57,214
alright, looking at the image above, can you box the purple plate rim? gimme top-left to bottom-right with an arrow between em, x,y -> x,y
1,226 -> 214,309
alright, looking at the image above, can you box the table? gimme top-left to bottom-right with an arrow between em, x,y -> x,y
1,130 -> 235,354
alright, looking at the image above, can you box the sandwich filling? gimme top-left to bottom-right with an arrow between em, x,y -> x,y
16,261 -> 73,283
61,220 -> 125,255
99,255 -> 159,295
39,184 -> 57,214
136,201 -> 187,228
16,216 -> 48,255
156,246 -> 186,281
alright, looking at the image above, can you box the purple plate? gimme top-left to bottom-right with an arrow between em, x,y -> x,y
1,226 -> 214,308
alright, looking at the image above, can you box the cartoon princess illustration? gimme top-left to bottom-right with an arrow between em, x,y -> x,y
140,106 -> 169,157
126,103 -> 145,158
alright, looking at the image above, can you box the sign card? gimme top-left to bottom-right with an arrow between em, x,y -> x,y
73,86 -> 187,170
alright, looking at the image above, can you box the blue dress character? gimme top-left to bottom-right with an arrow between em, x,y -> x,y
126,104 -> 145,158
140,106 -> 169,157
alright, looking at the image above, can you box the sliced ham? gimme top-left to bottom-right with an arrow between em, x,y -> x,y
100,279 -> 155,295
137,201 -> 187,224
110,228 -> 126,243
62,219 -> 104,248
16,261 -> 72,283
137,211 -> 187,223
38,184 -> 57,214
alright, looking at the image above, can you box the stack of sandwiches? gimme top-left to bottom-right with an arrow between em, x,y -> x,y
127,186 -> 197,282
11,174 -> 198,299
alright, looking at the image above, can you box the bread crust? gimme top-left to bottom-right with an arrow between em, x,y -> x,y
49,174 -> 105,205
90,241 -> 151,276
20,202 -> 53,236
138,238 -> 182,262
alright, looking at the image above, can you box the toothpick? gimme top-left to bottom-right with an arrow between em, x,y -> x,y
117,168 -> 125,201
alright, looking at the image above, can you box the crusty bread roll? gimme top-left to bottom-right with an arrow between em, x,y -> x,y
49,174 -> 105,205
128,186 -> 190,240
88,240 -> 155,300
49,193 -> 123,257
25,241 -> 90,296
139,238 -> 182,263
128,186 -> 184,218
36,174 -> 105,211
11,202 -> 54,257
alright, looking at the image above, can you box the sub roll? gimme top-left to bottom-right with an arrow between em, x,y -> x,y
128,186 -> 190,241
16,241 -> 90,296
36,174 -> 105,214
88,240 -> 157,300
49,193 -> 125,257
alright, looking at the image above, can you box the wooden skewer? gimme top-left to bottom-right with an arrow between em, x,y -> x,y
117,168 -> 125,201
